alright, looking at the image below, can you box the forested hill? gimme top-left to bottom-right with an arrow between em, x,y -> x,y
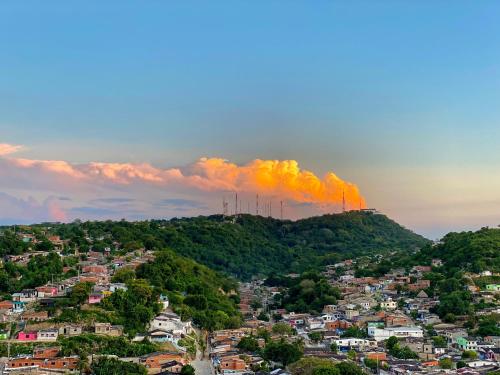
156,211 -> 429,279
1,211 -> 429,280
415,227 -> 500,273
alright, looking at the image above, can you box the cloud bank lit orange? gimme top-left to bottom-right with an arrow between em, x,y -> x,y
0,141 -> 366,221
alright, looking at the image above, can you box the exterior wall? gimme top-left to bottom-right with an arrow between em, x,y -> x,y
95,323 -> 123,337
8,356 -> 78,370
88,294 -> 104,304
59,325 -> 83,336
140,353 -> 185,369
37,330 -> 59,341
23,311 -> 49,322
17,331 -> 38,341
221,359 -> 246,372
33,347 -> 60,359
457,337 -> 478,351
369,327 -> 424,341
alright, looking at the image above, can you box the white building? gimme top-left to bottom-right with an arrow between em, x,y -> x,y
150,312 -> 191,335
368,326 -> 423,341
306,317 -> 325,330
380,298 -> 397,310
37,329 -> 59,342
159,294 -> 169,310
334,338 -> 377,349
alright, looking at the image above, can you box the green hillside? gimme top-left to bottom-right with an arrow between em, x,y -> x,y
136,249 -> 242,330
34,211 -> 428,280
415,227 -> 500,273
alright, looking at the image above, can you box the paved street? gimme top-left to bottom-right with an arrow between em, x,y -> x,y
191,357 -> 214,375
192,335 -> 214,375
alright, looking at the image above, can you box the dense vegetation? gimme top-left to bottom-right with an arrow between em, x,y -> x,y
91,357 -> 147,375
263,339 -> 304,366
386,336 -> 419,360
0,222 -> 244,331
136,250 -> 242,331
289,357 -> 364,375
1,212 -> 427,281
0,252 -> 64,295
51,250 -> 243,332
59,334 -> 160,358
415,227 -> 500,273
268,272 -> 341,314
100,279 -> 162,335
404,228 -> 499,321
155,212 -> 428,279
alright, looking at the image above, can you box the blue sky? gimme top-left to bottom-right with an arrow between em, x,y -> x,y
1,1 -> 500,237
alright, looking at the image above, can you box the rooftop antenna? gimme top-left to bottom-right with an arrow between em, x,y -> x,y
342,189 -> 346,213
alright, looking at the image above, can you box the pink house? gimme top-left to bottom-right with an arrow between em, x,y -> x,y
88,293 -> 104,304
17,331 -> 37,341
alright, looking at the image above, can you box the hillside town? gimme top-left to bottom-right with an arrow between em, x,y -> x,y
229,258 -> 500,375
0,226 -> 498,375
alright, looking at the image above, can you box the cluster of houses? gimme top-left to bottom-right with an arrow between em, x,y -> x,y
0,231 -> 194,374
1,228 -> 499,375
208,259 -> 500,375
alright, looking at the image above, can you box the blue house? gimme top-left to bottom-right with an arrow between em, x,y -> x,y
13,301 -> 26,313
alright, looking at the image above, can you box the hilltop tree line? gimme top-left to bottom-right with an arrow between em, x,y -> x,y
0,211 -> 428,281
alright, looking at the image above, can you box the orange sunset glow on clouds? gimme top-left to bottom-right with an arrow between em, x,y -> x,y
0,142 -> 366,224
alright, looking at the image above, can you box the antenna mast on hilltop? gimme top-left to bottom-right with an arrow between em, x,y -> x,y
342,190 -> 346,213
222,197 -> 228,216
280,201 -> 283,220
256,194 -> 259,216
269,201 -> 272,217
235,192 -> 238,215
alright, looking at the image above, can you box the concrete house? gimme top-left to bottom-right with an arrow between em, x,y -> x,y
59,325 -> 83,336
150,313 -> 191,335
368,326 -> 424,341
37,329 -> 59,342
94,322 -> 123,337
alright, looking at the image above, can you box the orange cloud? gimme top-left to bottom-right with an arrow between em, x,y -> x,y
0,143 -> 22,156
0,144 -> 366,214
12,158 -> 86,179
0,146 -> 366,212
188,158 -> 366,209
